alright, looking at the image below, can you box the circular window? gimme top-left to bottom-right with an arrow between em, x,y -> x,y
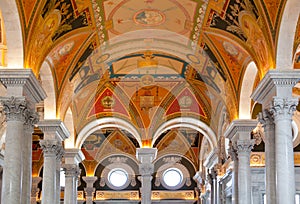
108,168 -> 128,188
162,168 -> 183,188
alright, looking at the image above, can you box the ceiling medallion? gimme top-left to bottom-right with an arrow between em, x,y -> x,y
133,9 -> 165,26
101,96 -> 115,108
178,96 -> 192,108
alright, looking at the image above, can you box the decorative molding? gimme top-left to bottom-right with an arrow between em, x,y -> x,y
139,163 -> 154,176
0,69 -> 46,104
224,119 -> 257,140
228,141 -> 238,162
38,119 -> 70,141
251,70 -> 300,105
95,190 -> 139,200
108,157 -> 128,164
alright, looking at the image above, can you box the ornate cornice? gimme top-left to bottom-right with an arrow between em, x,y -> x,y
0,69 -> 46,104
38,119 -> 70,141
224,119 -> 257,140
251,70 -> 300,105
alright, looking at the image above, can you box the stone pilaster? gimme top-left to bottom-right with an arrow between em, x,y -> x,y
63,149 -> 85,204
136,148 -> 157,204
31,177 -> 42,204
82,176 -> 98,204
251,70 -> 300,204
224,119 -> 257,204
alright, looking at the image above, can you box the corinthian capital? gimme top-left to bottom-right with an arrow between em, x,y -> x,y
63,164 -> 81,178
270,97 -> 298,120
40,139 -> 61,156
236,139 -> 255,154
0,96 -> 28,122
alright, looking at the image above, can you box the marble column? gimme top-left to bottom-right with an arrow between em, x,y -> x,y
210,170 -> 217,204
136,148 -> 157,204
31,177 -> 42,204
39,120 -> 70,204
23,111 -> 39,204
258,111 -> 275,204
0,69 -> 46,204
63,149 -> 85,204
224,120 -> 257,204
227,141 -> 238,204
56,150 -> 64,204
82,176 -> 97,204
251,70 -> 300,204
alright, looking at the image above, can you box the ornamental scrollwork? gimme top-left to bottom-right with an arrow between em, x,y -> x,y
236,139 -> 255,154
39,139 -> 61,155
1,96 -> 28,122
63,164 -> 81,178
139,163 -> 154,176
270,97 -> 298,120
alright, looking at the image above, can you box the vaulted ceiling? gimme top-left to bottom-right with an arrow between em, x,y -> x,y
11,0 -> 300,166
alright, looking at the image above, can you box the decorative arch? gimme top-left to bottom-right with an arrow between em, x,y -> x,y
39,61 -> 56,119
0,1 -> 23,67
75,117 -> 141,149
152,117 -> 217,149
239,61 -> 258,119
276,0 -> 300,70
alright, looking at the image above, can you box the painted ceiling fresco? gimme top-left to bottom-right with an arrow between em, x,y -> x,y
12,0 -> 299,165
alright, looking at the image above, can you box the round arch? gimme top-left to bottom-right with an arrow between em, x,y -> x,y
0,1 -> 23,67
152,117 -> 217,149
276,0 -> 300,70
239,61 -> 258,119
75,117 -> 142,149
39,61 -> 56,119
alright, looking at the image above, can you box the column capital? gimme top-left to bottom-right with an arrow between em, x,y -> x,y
269,97 -> 298,121
139,163 -> 154,176
236,139 -> 255,154
0,69 -> 46,105
40,139 -> 62,156
224,119 -> 257,140
63,164 -> 81,178
0,96 -> 28,122
258,110 -> 274,126
251,70 -> 300,105
38,119 -> 70,141
82,176 -> 98,187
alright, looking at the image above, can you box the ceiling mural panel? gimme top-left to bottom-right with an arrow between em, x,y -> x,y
101,0 -> 197,40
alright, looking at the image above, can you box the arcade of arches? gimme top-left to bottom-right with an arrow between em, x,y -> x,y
0,0 -> 299,204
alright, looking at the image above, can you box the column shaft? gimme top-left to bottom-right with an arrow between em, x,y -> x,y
237,140 -> 253,204
23,123 -> 36,204
63,164 -> 80,204
1,120 -> 23,204
260,111 -> 276,204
